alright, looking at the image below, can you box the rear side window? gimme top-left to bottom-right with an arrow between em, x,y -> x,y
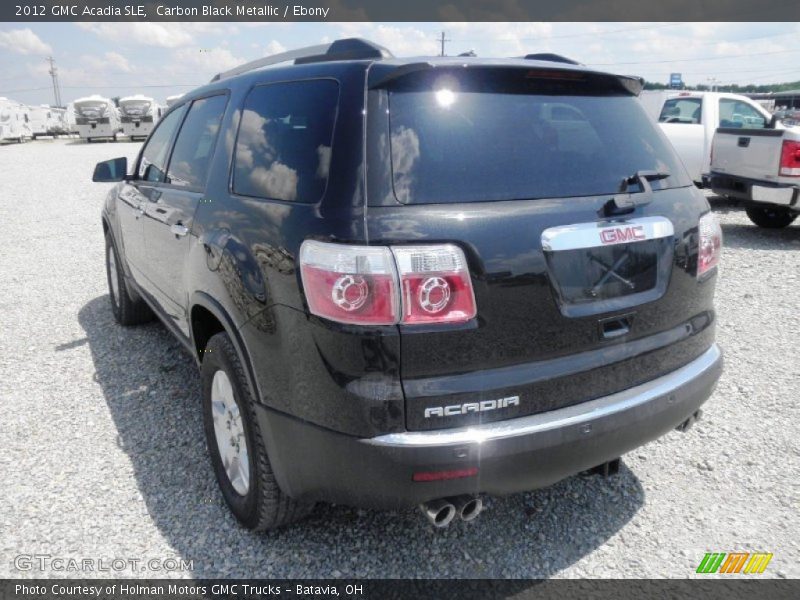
233,79 -> 339,203
387,81 -> 689,204
166,94 -> 228,190
138,106 -> 186,182
719,98 -> 767,129
659,98 -> 702,124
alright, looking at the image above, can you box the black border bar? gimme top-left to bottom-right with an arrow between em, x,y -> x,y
3,0 -> 800,22
1,579 -> 799,600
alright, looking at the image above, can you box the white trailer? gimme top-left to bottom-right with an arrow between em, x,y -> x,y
73,95 -> 121,142
119,94 -> 160,140
47,106 -> 72,136
165,94 -> 183,108
0,97 -> 32,143
27,105 -> 70,138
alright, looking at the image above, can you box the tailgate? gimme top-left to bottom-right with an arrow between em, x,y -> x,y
711,127 -> 785,181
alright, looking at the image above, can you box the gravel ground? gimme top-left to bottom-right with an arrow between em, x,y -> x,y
0,138 -> 798,580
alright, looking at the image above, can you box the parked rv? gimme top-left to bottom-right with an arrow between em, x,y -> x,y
27,105 -> 71,138
640,90 -> 771,186
0,97 -> 32,143
73,95 -> 121,142
119,95 -> 160,141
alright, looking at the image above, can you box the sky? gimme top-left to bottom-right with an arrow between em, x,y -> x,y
1,21 -> 799,106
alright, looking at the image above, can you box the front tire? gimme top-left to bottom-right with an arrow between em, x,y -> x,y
745,206 -> 797,228
201,332 -> 313,531
105,233 -> 154,325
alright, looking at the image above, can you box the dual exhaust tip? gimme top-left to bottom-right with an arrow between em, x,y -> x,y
420,495 -> 483,528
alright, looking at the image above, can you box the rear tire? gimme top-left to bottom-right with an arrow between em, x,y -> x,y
201,332 -> 313,531
745,206 -> 797,228
105,233 -> 154,325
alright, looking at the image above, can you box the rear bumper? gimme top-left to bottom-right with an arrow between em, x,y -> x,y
710,172 -> 799,209
257,344 -> 723,509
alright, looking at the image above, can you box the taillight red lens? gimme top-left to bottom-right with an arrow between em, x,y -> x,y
299,242 -> 399,325
779,140 -> 800,176
393,245 -> 477,324
299,241 -> 477,326
697,212 -> 722,278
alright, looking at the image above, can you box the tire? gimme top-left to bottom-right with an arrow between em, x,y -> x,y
105,233 -> 154,325
745,206 -> 798,229
201,332 -> 313,530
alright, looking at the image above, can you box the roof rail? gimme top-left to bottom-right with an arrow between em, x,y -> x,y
211,38 -> 393,82
523,53 -> 582,65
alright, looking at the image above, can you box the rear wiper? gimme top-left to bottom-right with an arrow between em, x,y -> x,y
600,170 -> 671,217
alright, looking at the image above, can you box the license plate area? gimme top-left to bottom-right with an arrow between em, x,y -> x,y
542,217 -> 674,317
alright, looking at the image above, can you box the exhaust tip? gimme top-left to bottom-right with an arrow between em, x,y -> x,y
448,495 -> 484,522
459,497 -> 483,522
420,499 -> 456,528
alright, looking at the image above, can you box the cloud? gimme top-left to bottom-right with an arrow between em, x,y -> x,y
265,40 -> 287,55
249,163 -> 299,201
0,28 -> 52,55
76,22 -> 222,49
333,24 -> 439,56
170,46 -> 244,79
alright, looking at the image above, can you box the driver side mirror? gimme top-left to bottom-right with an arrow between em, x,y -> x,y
92,157 -> 128,182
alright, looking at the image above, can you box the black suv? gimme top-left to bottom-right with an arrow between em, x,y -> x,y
93,38 -> 723,530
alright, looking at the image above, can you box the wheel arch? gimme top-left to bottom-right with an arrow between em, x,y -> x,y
189,292 -> 263,405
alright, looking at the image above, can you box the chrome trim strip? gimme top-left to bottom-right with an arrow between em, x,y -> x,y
541,216 -> 674,251
367,345 -> 721,448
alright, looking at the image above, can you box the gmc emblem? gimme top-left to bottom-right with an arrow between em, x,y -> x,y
599,225 -> 646,244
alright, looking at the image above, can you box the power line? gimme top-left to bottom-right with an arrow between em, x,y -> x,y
450,22 -> 683,43
589,47 -> 800,66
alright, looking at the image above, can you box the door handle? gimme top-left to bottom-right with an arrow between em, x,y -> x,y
170,223 -> 189,237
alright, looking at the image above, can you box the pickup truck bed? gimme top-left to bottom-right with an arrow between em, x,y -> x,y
710,125 -> 800,228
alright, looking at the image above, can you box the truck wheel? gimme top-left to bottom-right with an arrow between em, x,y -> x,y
105,233 -> 154,325
745,206 -> 797,229
201,332 -> 313,530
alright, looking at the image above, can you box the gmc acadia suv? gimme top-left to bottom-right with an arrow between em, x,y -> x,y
93,39 -> 723,530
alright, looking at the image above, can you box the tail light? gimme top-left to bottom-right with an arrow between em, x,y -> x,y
392,245 -> 476,324
779,140 -> 800,176
299,241 -> 399,325
697,212 -> 722,278
299,241 -> 476,326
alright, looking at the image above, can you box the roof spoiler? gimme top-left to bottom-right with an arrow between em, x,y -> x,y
211,38 -> 393,82
523,53 -> 582,65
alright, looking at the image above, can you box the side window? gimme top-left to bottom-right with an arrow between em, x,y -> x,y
233,79 -> 339,203
166,95 -> 228,190
137,106 -> 186,182
659,98 -> 702,124
719,99 -> 767,129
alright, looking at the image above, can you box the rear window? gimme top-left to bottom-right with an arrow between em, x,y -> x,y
387,77 -> 689,204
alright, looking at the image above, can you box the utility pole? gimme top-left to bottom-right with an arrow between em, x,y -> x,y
438,31 -> 450,57
46,56 -> 62,107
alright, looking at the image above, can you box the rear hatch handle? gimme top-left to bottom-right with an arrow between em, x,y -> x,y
600,170 -> 670,217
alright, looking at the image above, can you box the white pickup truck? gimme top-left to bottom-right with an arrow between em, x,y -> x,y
640,91 -> 773,186
710,122 -> 800,228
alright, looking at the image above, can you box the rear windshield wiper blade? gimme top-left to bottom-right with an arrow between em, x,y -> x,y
601,170 -> 671,217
